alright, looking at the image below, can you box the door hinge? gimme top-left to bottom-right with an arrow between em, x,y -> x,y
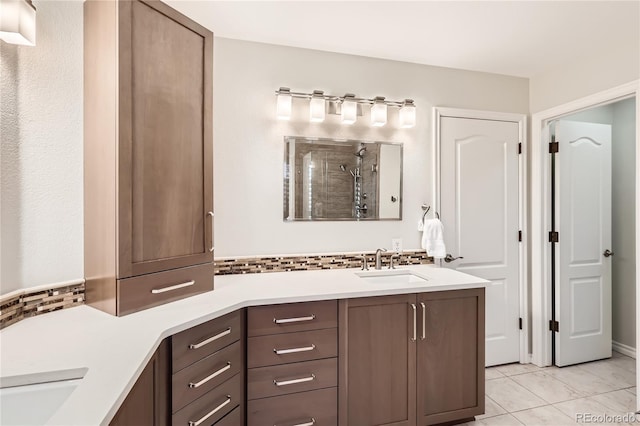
549,231 -> 559,243
518,230 -> 522,242
519,317 -> 523,330
549,141 -> 559,154
549,320 -> 559,332
518,143 -> 522,154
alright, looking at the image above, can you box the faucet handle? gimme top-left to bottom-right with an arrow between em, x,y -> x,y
389,253 -> 400,269
359,255 -> 369,271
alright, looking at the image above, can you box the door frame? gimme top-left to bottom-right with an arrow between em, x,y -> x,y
433,107 -> 529,363
530,80 -> 640,368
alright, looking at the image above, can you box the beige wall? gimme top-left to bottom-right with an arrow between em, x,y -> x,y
529,40 -> 639,113
213,38 -> 529,257
0,1 -> 84,294
611,98 -> 637,349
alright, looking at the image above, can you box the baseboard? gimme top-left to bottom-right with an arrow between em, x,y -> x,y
613,340 -> 636,359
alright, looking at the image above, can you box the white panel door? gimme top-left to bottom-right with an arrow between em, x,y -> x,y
555,120 -> 612,366
440,117 -> 521,367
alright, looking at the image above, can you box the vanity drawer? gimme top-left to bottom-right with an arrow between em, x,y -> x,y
247,300 -> 337,337
214,406 -> 242,426
117,263 -> 213,316
247,358 -> 337,400
247,387 -> 337,426
172,374 -> 242,426
172,310 -> 242,373
172,341 -> 242,412
247,328 -> 337,368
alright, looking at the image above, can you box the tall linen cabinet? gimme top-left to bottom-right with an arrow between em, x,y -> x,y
84,0 -> 214,316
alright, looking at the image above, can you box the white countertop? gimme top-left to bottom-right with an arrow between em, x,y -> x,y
0,265 -> 487,425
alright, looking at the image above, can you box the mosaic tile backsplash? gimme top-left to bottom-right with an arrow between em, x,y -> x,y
0,282 -> 85,330
213,249 -> 433,275
0,250 -> 432,329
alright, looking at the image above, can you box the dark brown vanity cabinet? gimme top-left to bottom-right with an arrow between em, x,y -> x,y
339,289 -> 485,426
246,301 -> 339,426
111,339 -> 170,426
171,311 -> 245,426
84,0 -> 214,316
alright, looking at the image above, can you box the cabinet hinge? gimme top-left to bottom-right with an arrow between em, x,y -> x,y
549,320 -> 559,332
549,231 -> 559,243
549,141 -> 559,154
518,230 -> 522,242
518,143 -> 522,154
519,317 -> 523,330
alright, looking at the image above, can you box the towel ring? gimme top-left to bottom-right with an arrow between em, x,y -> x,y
420,205 -> 439,223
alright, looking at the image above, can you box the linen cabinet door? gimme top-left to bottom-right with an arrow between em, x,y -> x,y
117,0 -> 213,279
416,289 -> 485,425
339,294 -> 417,426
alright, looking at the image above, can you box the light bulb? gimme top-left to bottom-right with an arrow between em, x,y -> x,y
276,87 -> 292,120
399,99 -> 416,128
341,94 -> 357,125
310,90 -> 325,122
0,0 -> 36,46
371,97 -> 387,127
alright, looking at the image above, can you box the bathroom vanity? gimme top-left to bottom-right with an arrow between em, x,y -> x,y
0,265 -> 486,426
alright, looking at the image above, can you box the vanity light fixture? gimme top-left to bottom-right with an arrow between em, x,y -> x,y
399,99 -> 416,128
309,90 -> 325,123
274,88 -> 416,128
370,96 -> 387,127
276,87 -> 292,120
0,0 -> 36,46
341,94 -> 357,125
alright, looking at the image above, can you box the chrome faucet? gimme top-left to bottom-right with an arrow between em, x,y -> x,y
375,248 -> 387,270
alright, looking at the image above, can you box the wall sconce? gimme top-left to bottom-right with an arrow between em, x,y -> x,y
370,96 -> 387,127
0,0 -> 36,46
274,88 -> 416,128
341,94 -> 357,125
276,87 -> 292,120
399,99 -> 416,128
309,90 -> 325,123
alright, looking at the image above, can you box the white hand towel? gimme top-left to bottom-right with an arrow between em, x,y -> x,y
421,218 -> 446,259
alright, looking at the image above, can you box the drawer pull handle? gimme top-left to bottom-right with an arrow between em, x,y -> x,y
188,395 -> 231,426
273,344 -> 316,355
273,373 -> 316,387
151,280 -> 195,294
207,211 -> 215,253
273,314 -> 316,324
274,418 -> 316,426
420,302 -> 426,340
189,328 -> 232,350
188,362 -> 231,389
410,303 -> 417,342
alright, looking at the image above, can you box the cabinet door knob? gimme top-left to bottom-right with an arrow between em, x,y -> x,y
603,249 -> 614,257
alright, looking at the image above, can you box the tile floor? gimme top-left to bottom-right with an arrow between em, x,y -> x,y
466,351 -> 637,425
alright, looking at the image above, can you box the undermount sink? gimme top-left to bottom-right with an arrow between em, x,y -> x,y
0,368 -> 87,425
355,269 -> 428,285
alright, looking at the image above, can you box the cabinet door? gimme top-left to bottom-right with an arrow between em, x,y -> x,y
416,289 -> 485,425
117,0 -> 213,278
339,294 -> 417,426
110,339 -> 170,426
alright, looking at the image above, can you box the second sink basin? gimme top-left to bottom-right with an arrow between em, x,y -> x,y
355,269 -> 428,285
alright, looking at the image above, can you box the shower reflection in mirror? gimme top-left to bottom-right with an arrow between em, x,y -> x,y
283,137 -> 402,221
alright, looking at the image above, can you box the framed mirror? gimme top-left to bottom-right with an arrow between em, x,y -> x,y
283,136 -> 403,221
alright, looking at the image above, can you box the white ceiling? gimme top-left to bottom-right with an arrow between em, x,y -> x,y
165,1 -> 639,78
